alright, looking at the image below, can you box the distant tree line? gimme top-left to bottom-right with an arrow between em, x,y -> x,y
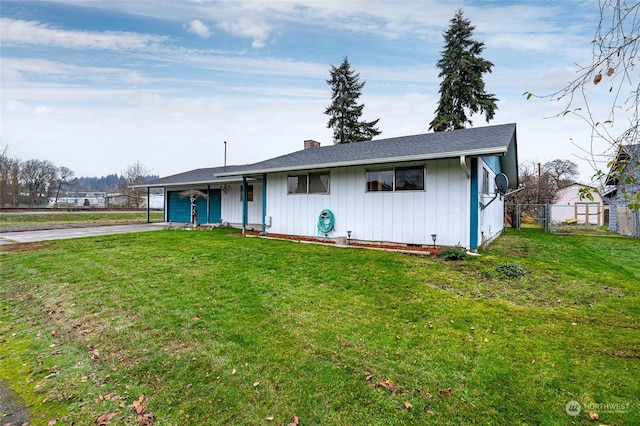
0,146 -> 157,208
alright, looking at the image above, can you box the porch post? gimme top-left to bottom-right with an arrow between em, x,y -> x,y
146,188 -> 150,223
261,174 -> 267,234
242,177 -> 247,234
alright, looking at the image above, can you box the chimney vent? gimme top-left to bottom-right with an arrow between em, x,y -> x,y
304,139 -> 321,149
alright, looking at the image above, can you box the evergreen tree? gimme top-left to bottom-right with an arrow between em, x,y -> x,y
429,9 -> 498,132
325,56 -> 381,144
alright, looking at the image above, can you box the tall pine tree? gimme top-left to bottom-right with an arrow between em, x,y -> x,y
325,57 -> 381,144
429,10 -> 498,132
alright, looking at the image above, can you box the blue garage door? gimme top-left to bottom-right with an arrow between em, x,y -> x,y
167,189 -> 221,224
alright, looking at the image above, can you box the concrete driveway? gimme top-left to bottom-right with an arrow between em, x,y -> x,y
0,223 -> 168,245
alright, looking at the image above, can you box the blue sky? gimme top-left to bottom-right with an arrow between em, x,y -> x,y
0,0 -> 619,181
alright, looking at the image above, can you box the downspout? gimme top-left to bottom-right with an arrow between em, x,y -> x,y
460,155 -> 470,178
242,176 -> 247,234
261,174 -> 267,234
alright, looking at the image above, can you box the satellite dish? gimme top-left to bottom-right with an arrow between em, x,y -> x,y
495,173 -> 509,195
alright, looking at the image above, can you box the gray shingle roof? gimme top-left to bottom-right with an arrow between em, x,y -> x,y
138,123 -> 518,188
218,123 -> 517,177
137,165 -> 246,188
623,144 -> 640,160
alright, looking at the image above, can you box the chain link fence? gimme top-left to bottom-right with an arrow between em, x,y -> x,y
505,203 -> 614,235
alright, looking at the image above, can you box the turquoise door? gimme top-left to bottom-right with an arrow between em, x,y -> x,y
167,189 -> 221,223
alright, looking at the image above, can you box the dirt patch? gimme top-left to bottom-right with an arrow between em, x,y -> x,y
0,242 -> 53,253
257,233 -> 441,256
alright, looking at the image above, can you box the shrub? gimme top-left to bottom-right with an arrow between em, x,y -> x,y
440,245 -> 468,261
493,263 -> 526,279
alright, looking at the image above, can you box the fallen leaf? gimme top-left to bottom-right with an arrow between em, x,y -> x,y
426,409 -> 435,416
589,411 -> 599,420
404,401 -> 412,409
132,394 -> 147,415
136,412 -> 155,425
253,381 -> 260,387
376,379 -> 396,396
294,415 -> 299,424
232,368 -> 236,375
95,411 -> 118,425
48,419 -> 57,426
440,387 -> 451,397
266,416 -> 274,421
51,349 -> 62,355
365,371 -> 374,381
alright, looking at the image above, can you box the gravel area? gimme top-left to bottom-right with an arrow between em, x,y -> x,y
0,379 -> 30,425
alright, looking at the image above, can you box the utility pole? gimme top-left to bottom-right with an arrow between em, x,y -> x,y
537,162 -> 541,204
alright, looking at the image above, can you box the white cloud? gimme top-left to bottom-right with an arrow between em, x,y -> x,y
0,18 -> 167,50
2,58 -> 153,86
34,105 -> 53,114
4,99 -> 26,112
217,16 -> 275,48
185,19 -> 211,38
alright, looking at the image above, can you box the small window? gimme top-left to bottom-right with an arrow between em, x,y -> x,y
288,172 -> 330,194
288,175 -> 307,194
395,166 -> 425,191
240,184 -> 254,202
366,170 -> 393,192
309,172 -> 330,193
482,168 -> 490,194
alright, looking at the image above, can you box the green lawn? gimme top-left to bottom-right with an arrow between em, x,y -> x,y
0,211 -> 164,228
1,228 -> 638,425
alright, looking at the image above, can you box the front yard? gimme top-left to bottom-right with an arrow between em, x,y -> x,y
1,228 -> 638,425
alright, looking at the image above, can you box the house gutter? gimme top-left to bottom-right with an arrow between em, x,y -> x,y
214,147 -> 508,177
130,176 -> 247,189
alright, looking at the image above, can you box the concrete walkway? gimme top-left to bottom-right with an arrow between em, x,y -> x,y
0,223 -> 168,245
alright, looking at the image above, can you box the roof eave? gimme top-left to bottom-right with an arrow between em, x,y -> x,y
130,176 -> 245,189
215,146 -> 509,177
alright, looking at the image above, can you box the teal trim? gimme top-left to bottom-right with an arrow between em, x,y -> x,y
242,177 -> 248,229
209,189 -> 221,223
470,158 -> 479,250
206,185 -> 211,223
482,156 -> 502,174
262,174 -> 267,233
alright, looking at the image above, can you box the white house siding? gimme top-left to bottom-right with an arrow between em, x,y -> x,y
220,182 -> 263,226
477,158 -> 504,246
264,158 -> 471,247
